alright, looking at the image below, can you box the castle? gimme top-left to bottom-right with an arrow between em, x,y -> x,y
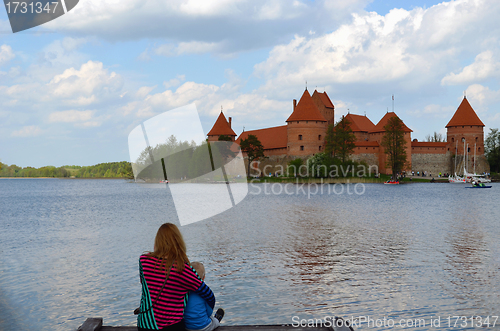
207,89 -> 489,175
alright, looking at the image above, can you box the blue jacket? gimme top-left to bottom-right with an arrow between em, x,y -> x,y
184,291 -> 213,330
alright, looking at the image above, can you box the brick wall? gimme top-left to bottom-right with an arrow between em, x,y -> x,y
411,152 -> 453,175
287,121 -> 327,156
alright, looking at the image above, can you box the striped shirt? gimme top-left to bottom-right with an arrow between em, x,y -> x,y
137,255 -> 216,330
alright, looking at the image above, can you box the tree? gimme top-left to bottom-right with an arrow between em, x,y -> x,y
325,116 -> 356,163
485,128 -> 500,173
217,135 -> 232,141
381,116 -> 408,178
425,132 -> 444,142
214,135 -> 235,161
239,134 -> 265,178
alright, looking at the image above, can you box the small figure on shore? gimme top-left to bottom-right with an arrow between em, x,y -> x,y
185,262 -> 225,331
136,223 -> 218,331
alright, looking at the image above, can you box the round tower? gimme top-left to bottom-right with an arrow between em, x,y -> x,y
286,89 -> 327,156
446,97 -> 485,156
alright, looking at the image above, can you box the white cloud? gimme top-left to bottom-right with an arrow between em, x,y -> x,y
442,51 -> 500,85
154,41 -> 222,56
253,0 -> 500,98
464,84 -> 500,110
163,75 -> 186,89
0,45 -> 15,65
48,60 -> 123,103
48,110 -> 94,123
407,104 -> 455,118
11,125 -> 42,137
44,0 -> 368,54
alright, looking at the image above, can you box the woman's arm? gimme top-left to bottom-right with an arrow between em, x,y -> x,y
194,282 -> 216,309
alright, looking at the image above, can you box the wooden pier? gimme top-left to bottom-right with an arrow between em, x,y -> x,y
77,318 -> 354,331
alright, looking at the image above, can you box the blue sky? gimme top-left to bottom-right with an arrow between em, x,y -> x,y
1,0 -> 500,167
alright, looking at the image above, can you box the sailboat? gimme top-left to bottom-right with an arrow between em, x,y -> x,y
467,142 -> 491,183
449,140 -> 466,183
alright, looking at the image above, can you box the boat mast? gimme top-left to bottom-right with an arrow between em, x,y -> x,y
474,142 -> 476,175
454,140 -> 458,175
463,139 -> 466,176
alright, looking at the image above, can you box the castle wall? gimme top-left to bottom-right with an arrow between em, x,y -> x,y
264,148 -> 287,156
411,152 -> 452,175
412,146 -> 447,154
245,155 -> 302,177
350,153 -> 379,174
287,121 -> 327,156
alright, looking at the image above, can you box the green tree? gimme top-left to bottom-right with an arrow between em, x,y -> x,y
325,116 -> 356,163
381,116 -> 408,178
287,158 -> 304,177
239,134 -> 265,178
485,128 -> 500,173
425,132 -> 444,142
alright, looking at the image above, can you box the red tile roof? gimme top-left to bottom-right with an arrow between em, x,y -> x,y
446,97 -> 485,127
236,125 -> 288,150
345,114 -> 376,132
286,90 -> 326,122
313,90 -> 334,109
355,141 -> 379,147
207,112 -> 237,137
411,141 -> 448,147
371,112 -> 412,133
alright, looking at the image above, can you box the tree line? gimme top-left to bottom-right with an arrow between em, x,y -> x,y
0,161 -> 133,178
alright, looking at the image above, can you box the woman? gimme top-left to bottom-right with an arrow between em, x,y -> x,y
137,223 -> 216,331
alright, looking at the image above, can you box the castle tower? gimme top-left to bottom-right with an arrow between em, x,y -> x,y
207,111 -> 237,142
446,97 -> 485,156
311,90 -> 335,126
286,89 -> 327,156
370,112 -> 413,174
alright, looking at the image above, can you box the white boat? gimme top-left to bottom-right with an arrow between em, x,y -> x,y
449,140 -> 466,183
449,173 -> 466,183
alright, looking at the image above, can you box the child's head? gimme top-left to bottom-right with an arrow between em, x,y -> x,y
191,262 -> 205,280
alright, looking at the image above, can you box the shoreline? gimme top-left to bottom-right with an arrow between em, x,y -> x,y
0,177 -> 130,180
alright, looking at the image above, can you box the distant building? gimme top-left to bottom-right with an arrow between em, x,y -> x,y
207,90 -> 489,175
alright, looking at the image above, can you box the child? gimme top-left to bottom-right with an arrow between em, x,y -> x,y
185,262 -> 224,331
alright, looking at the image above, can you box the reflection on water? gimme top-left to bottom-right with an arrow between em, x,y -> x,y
1,179 -> 499,330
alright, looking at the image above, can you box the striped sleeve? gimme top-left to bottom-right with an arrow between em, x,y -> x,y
194,282 -> 215,309
181,264 -> 216,309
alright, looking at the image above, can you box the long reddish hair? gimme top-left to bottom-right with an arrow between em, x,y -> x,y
147,223 -> 189,275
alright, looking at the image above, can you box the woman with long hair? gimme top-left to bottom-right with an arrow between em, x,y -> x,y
137,223 -> 216,331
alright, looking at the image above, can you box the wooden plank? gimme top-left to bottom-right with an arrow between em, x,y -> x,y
91,321 -> 354,331
78,318 -> 103,331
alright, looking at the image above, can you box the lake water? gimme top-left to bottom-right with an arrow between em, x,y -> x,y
0,179 -> 499,330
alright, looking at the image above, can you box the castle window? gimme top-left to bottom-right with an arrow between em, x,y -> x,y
468,147 -> 470,152
462,126 -> 464,128
300,146 -> 304,151
298,134 -> 302,140
452,137 -> 454,142
297,121 -> 299,124
319,146 -> 321,151
448,148 -> 450,151
476,137 -> 478,141
318,135 -> 321,140
478,147 -> 481,152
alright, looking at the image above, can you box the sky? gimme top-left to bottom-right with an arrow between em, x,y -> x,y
1,0 -> 500,168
